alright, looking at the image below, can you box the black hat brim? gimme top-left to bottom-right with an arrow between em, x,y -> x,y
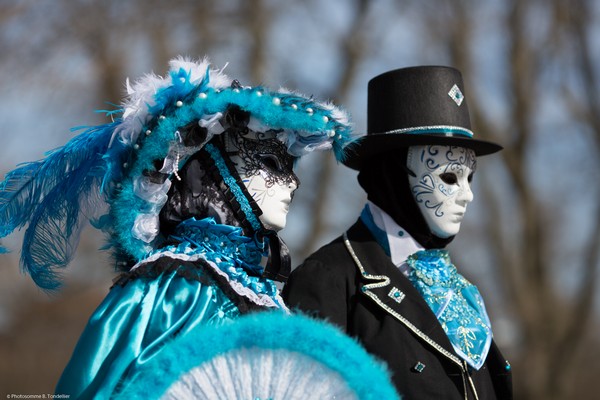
342,133 -> 502,170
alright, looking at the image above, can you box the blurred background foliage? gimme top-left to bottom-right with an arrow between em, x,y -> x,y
0,0 -> 599,398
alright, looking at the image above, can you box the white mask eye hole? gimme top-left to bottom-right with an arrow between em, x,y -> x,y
439,172 -> 458,185
258,153 -> 284,173
468,172 -> 474,183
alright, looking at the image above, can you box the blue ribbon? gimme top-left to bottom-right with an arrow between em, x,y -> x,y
162,217 -> 281,303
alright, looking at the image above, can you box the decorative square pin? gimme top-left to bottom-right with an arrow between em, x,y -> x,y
388,287 -> 405,303
448,84 -> 464,106
413,362 -> 426,373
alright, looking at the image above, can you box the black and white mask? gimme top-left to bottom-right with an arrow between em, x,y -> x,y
407,145 -> 476,238
226,125 -> 299,232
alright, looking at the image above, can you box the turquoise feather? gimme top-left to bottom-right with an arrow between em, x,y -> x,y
0,123 -> 115,288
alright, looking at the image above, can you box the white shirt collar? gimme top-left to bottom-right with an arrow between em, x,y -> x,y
367,201 -> 424,275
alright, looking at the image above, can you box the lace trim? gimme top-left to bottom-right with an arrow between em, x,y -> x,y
131,251 -> 289,312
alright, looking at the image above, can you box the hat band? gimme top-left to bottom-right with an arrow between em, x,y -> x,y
377,125 -> 473,138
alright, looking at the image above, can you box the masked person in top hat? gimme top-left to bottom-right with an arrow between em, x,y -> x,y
283,66 -> 513,399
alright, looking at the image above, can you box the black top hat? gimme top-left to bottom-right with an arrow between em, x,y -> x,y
343,66 -> 502,170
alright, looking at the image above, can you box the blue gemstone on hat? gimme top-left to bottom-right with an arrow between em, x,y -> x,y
448,84 -> 464,106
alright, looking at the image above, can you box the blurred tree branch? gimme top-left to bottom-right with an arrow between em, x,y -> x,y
550,0 -> 600,394
296,0 -> 371,260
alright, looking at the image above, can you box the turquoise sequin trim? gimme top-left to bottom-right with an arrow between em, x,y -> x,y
407,249 -> 492,370
204,144 -> 262,231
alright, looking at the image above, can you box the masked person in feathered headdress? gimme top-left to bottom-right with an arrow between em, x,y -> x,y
283,66 -> 513,399
0,57 -> 402,399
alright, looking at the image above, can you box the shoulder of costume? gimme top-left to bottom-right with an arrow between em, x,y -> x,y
294,219 -> 368,274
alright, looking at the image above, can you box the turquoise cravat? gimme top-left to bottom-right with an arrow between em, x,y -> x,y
406,249 -> 492,370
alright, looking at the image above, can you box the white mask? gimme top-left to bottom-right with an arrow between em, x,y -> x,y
407,145 -> 476,238
228,130 -> 299,232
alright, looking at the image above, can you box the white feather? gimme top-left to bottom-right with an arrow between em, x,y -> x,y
162,348 -> 358,400
111,57 -> 234,150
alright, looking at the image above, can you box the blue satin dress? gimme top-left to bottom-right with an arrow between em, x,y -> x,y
56,218 -> 286,399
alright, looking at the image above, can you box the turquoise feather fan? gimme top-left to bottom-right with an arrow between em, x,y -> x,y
115,312 -> 400,400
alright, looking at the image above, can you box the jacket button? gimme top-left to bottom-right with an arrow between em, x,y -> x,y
413,362 -> 426,373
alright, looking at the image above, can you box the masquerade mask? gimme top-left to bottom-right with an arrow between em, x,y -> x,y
407,145 -> 476,238
225,121 -> 299,232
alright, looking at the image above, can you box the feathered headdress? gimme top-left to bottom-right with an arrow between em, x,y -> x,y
0,56 -> 354,290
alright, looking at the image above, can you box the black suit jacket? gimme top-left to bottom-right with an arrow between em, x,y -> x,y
283,220 -> 512,399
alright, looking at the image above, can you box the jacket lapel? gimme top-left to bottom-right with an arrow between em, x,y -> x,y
345,220 -> 463,366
